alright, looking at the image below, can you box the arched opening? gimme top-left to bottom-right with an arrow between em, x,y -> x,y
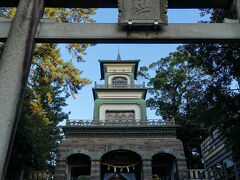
67,153 -> 91,180
101,150 -> 142,180
112,77 -> 128,86
152,153 -> 179,180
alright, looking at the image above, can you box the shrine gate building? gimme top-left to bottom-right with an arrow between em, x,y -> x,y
55,57 -> 188,180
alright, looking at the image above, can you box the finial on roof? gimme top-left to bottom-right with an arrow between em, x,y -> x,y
117,45 -> 122,61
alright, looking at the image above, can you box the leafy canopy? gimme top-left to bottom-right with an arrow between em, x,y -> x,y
139,52 -> 210,168
0,7 -> 96,177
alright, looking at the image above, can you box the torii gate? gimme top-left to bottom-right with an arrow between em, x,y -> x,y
0,0 -> 239,179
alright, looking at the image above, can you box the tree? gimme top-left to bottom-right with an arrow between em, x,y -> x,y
140,8 -> 240,171
0,7 -> 96,179
178,8 -> 240,172
139,52 -> 210,168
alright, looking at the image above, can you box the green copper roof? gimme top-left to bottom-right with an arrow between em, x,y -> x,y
98,60 -> 140,80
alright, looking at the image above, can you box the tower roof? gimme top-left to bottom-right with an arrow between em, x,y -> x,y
98,60 -> 140,80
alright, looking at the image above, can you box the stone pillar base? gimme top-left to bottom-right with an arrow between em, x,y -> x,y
55,160 -> 66,180
177,159 -> 188,180
91,159 -> 101,180
142,159 -> 152,180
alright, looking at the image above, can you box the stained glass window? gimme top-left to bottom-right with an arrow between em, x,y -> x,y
112,77 -> 128,86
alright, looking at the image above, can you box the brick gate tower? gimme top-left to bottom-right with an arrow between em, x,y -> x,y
55,57 -> 188,180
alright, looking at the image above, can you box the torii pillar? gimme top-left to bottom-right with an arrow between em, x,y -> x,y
232,0 -> 240,20
0,0 -> 44,179
237,0 -> 240,19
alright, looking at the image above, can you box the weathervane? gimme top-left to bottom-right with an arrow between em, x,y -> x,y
117,45 -> 122,60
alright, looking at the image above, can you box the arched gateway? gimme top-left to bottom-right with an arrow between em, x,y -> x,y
66,153 -> 91,180
55,58 -> 188,180
101,150 -> 142,180
152,153 -> 179,180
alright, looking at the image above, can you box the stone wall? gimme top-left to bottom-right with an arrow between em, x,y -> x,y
55,137 -> 188,180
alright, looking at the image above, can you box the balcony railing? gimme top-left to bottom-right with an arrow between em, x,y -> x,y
31,171 -> 54,180
65,119 -> 176,127
94,83 -> 146,88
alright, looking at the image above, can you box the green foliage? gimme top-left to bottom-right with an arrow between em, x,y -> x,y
10,87 -> 65,170
0,7 -> 95,178
6,42 -> 92,178
140,52 -> 210,119
139,52 -> 210,168
178,9 -> 240,166
178,43 -> 240,88
139,8 -> 240,169
140,49 -> 236,168
199,8 -> 233,23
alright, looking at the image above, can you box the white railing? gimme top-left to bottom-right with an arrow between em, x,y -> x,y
65,119 -> 176,127
94,83 -> 145,88
31,169 -> 215,180
189,169 -> 214,180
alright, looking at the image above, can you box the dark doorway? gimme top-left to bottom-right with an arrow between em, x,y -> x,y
152,153 -> 179,180
101,150 -> 142,180
67,153 -> 91,180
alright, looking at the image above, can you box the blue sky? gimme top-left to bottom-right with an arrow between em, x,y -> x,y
61,8 -> 208,120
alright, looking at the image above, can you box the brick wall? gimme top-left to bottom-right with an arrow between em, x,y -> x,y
55,137 -> 188,180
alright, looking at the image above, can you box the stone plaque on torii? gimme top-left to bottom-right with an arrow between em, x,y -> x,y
0,0 -> 239,179
118,0 -> 168,25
